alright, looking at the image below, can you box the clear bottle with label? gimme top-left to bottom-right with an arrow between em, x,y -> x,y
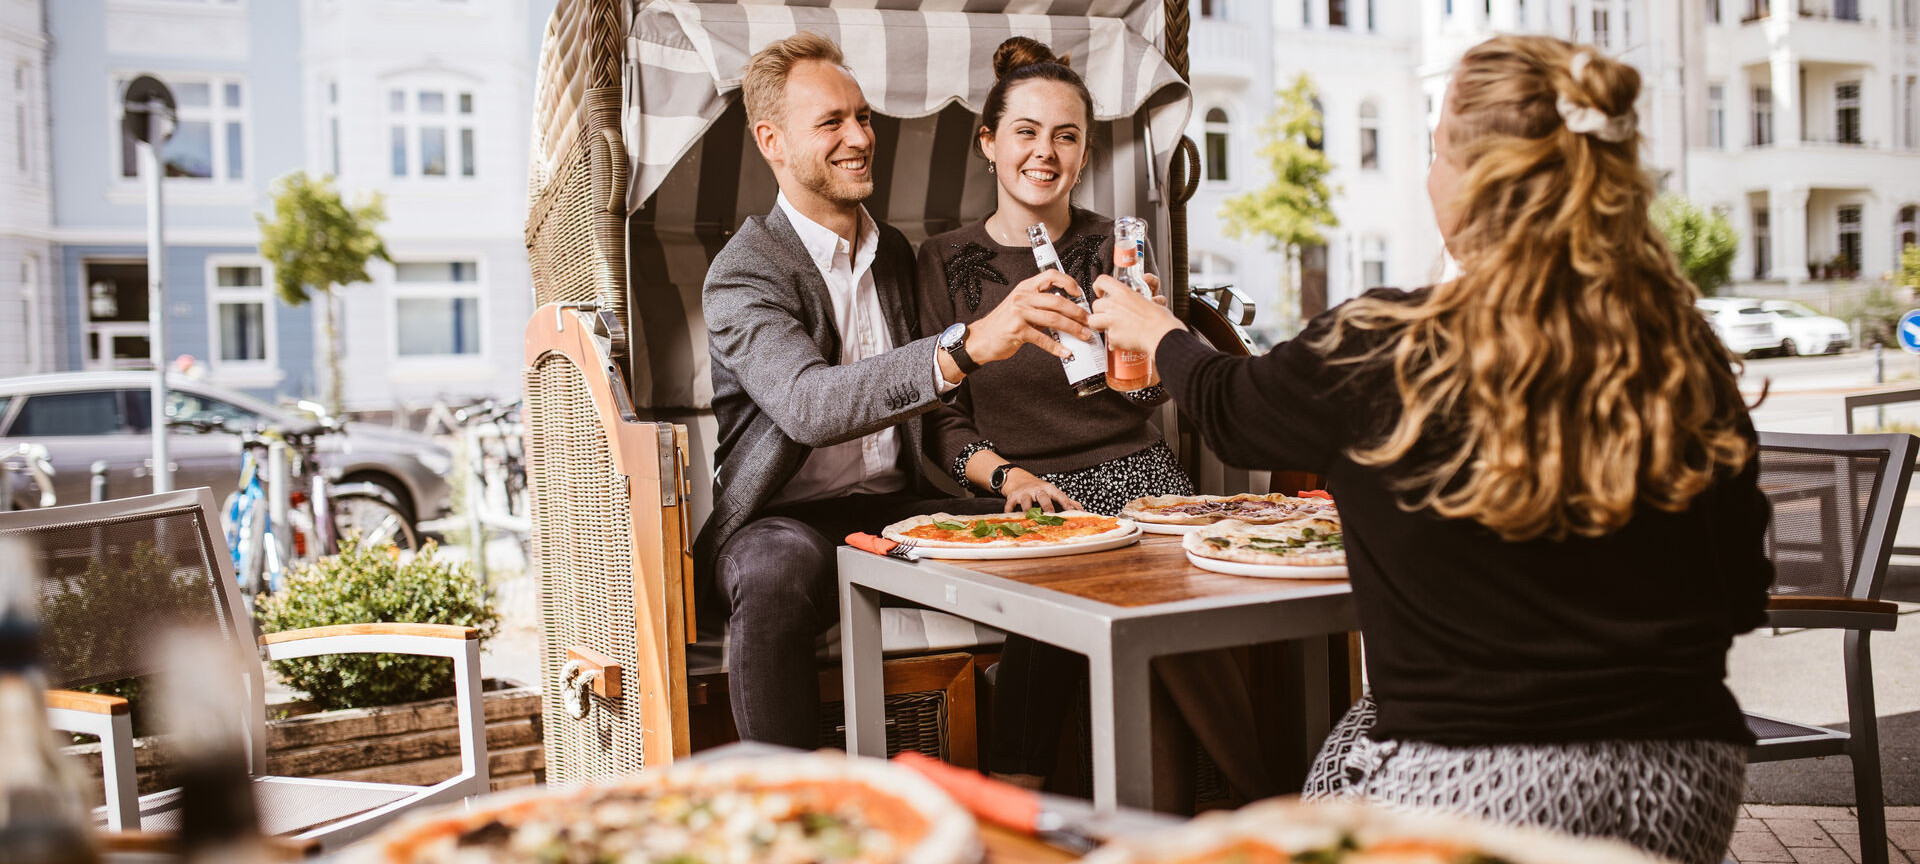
1028,223 -> 1108,397
0,537 -> 101,864
1106,216 -> 1155,392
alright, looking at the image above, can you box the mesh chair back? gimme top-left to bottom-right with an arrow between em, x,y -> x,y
0,489 -> 251,689
1757,432 -> 1918,601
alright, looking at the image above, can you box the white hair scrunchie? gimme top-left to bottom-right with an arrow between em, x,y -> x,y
1558,52 -> 1636,143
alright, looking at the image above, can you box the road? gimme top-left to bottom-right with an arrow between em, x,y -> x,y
1730,349 -> 1920,805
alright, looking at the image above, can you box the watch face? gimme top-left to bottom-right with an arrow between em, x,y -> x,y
940,322 -> 967,350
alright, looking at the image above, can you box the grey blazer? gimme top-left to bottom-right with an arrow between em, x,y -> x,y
694,206 -> 948,579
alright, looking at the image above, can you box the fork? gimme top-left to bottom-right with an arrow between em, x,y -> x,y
885,538 -> 920,561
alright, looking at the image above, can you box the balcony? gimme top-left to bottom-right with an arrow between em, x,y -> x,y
1189,18 -> 1260,85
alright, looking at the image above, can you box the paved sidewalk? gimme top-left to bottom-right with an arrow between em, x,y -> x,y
1729,805 -> 1920,864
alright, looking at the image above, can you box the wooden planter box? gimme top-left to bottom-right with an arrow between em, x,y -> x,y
62,678 -> 544,806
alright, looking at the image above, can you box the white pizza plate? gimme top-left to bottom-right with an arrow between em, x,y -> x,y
1136,521 -> 1207,535
906,526 -> 1144,560
1185,549 -> 1349,580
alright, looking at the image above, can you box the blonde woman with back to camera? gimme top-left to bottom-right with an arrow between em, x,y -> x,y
1090,35 -> 1772,864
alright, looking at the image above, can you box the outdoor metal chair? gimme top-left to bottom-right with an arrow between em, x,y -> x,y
1750,430 -> 1918,864
0,488 -> 489,851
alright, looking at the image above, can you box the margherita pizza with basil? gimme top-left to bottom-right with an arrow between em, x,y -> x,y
1183,518 -> 1346,568
352,754 -> 979,864
1122,493 -> 1337,526
882,508 -> 1135,548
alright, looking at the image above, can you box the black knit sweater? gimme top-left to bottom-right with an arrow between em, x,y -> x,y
1156,289 -> 1772,746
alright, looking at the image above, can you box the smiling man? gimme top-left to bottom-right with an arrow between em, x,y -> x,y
697,32 -> 1091,747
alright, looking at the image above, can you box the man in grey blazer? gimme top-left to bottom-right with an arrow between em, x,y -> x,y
696,32 -> 1094,747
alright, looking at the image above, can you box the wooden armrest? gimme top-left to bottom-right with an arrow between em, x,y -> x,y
259,623 -> 478,646
46,689 -> 129,715
1767,596 -> 1899,616
99,831 -> 321,859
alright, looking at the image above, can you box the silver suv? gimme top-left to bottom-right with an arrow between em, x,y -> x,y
0,372 -> 452,520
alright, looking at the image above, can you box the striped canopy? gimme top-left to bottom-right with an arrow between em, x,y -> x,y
624,0 -> 1193,214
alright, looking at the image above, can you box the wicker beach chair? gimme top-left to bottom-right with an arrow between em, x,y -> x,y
0,488 -> 489,850
1750,431 -> 1918,864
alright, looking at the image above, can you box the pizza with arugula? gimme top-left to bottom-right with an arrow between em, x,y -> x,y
882,508 -> 1135,548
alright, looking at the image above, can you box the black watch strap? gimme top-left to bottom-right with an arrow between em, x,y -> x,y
990,463 -> 1018,494
946,339 -> 980,375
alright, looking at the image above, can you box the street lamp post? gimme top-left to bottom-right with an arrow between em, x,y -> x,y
123,76 -> 175,494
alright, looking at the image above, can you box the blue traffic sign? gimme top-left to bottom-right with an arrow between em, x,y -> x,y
1901,310 -> 1920,354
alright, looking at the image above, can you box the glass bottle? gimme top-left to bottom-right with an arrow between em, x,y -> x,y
0,537 -> 101,864
1028,223 -> 1108,397
1105,216 -> 1155,392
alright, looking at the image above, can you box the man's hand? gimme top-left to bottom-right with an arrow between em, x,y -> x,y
966,270 -> 1093,365
999,469 -> 1082,513
1089,273 -> 1182,363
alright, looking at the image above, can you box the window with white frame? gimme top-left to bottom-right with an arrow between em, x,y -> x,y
1330,0 -> 1350,28
1708,0 -> 1722,23
1362,237 -> 1388,290
209,262 -> 271,364
387,85 -> 476,179
117,75 -> 247,182
393,261 -> 482,357
1592,4 -> 1612,48
1753,86 -> 1774,146
1368,0 -> 1378,29
327,78 -> 340,177
1190,252 -> 1237,294
15,62 -> 28,174
1753,209 -> 1771,279
1199,0 -> 1223,17
1204,108 -> 1231,182
1708,84 -> 1725,149
1838,205 -> 1863,272
1896,205 -> 1916,264
1359,102 -> 1380,171
1836,81 -> 1861,145
1906,76 -> 1917,149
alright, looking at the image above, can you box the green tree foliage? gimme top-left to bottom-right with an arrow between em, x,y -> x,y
1900,243 -> 1920,292
258,537 -> 499,712
255,172 -> 388,413
1651,194 -> 1739,296
1219,75 -> 1339,327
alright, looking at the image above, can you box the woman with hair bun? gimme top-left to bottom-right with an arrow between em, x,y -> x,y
916,36 -> 1272,807
1092,35 -> 1769,864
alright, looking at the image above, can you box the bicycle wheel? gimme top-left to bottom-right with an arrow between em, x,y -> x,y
223,490 -> 270,598
332,492 -> 420,552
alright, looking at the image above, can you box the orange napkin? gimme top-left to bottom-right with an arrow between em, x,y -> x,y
1299,489 -> 1334,500
893,751 -> 1041,834
845,532 -> 900,557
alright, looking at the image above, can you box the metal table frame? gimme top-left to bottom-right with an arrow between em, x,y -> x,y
838,545 -> 1358,811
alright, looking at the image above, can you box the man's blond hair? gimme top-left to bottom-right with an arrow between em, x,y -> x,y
742,31 -> 845,129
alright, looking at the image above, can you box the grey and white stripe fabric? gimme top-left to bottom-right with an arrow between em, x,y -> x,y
620,0 -> 1192,411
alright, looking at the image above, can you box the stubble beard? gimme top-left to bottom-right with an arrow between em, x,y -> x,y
793,154 -> 874,206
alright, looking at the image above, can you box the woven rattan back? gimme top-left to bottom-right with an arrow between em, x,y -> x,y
1757,431 -> 1918,601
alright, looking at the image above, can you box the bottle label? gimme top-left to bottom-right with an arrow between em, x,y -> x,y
1058,329 -> 1106,383
1115,243 -> 1139,268
1110,348 -> 1150,382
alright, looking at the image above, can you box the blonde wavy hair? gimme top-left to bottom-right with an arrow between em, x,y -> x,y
1320,34 -> 1753,542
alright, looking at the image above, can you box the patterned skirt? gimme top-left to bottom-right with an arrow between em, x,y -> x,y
1304,697 -> 1747,864
1040,439 -> 1195,516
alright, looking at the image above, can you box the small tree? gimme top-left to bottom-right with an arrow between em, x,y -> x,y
1219,74 -> 1340,327
256,172 -> 389,415
1651,194 -> 1739,296
1900,243 -> 1920,292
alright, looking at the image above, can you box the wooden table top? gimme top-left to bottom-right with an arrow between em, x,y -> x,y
945,534 -> 1350,609
980,824 -> 1081,864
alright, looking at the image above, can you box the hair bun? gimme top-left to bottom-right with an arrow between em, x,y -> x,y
993,36 -> 1070,79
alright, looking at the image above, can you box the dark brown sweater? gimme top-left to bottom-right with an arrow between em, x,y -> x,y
915,210 -> 1167,478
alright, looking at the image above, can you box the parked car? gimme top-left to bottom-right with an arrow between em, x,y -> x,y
0,372 -> 452,519
1696,297 -> 1782,358
1760,300 -> 1852,356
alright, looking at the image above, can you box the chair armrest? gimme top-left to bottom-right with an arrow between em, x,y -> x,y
1765,595 -> 1900,631
45,689 -> 129,715
259,623 -> 477,644
259,623 -> 482,664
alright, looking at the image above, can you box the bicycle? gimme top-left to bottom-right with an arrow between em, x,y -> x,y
169,417 -> 419,600
454,399 -> 527,521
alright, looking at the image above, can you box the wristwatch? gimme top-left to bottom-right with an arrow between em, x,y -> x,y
990,463 -> 1018,494
939,322 -> 980,375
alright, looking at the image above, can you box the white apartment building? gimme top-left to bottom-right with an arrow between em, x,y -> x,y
1685,0 -> 1920,290
0,0 -> 54,377
1187,0 -> 1701,335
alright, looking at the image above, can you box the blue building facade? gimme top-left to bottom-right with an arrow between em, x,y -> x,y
45,0 -> 314,400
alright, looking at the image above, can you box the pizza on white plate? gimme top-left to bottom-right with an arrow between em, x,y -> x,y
349,754 -> 980,864
1081,798 -> 1672,864
1183,518 -> 1346,568
882,508 -> 1135,548
1121,493 -> 1338,527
